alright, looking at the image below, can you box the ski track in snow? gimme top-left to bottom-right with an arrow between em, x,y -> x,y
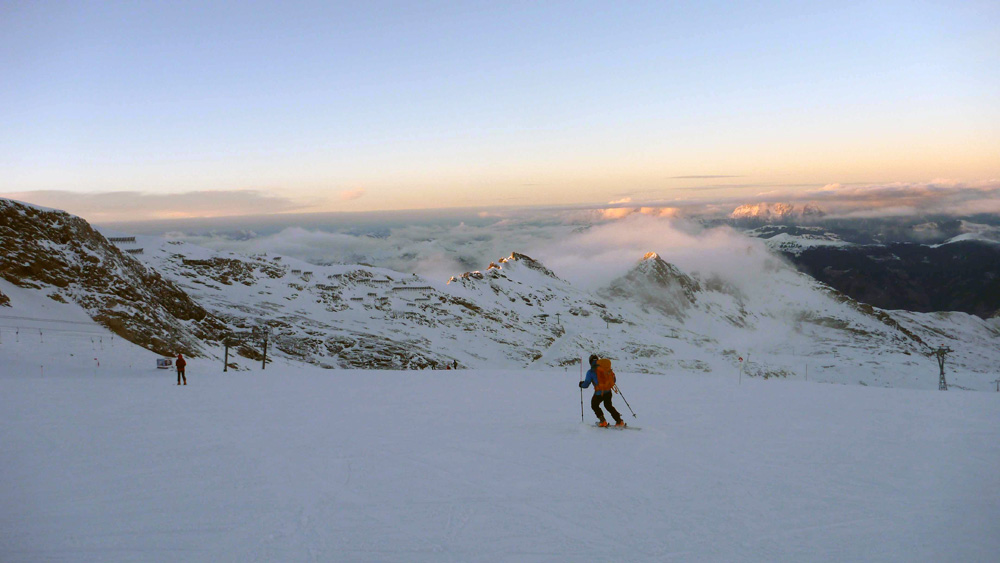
2,342 -> 999,562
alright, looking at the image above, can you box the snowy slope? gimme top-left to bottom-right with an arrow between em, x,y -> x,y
936,221 -> 1000,246
0,278 -> 164,377
760,232 -> 851,254
2,359 -> 998,562
744,225 -> 850,255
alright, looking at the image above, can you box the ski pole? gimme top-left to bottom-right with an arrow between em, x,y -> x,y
613,384 -> 637,418
579,358 -> 584,422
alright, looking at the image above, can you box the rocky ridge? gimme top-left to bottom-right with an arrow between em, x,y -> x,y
0,199 -> 225,356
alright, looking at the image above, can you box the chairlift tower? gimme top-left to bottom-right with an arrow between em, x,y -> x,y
252,324 -> 271,371
931,346 -> 952,391
223,330 -> 253,372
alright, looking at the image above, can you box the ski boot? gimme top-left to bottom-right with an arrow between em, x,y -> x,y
598,420 -> 609,427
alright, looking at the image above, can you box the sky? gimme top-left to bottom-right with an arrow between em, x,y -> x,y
2,1 -> 999,222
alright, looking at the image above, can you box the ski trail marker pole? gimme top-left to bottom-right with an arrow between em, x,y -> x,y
613,384 -> 637,418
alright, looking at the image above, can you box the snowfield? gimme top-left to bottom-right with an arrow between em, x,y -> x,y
3,351 -> 999,561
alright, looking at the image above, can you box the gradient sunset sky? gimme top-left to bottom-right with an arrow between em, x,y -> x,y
2,1 -> 998,220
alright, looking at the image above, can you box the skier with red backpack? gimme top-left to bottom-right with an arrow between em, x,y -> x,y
579,354 -> 625,427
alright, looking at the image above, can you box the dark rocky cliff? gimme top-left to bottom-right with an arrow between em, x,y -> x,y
0,199 -> 225,356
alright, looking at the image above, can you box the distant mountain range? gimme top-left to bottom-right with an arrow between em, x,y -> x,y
724,206 -> 1000,319
730,202 -> 826,223
789,241 -> 1000,319
3,197 -> 998,390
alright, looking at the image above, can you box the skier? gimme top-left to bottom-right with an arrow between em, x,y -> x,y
176,353 -> 187,386
579,354 -> 624,427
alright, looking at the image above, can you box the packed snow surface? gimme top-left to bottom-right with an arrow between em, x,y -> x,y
2,342 -> 999,561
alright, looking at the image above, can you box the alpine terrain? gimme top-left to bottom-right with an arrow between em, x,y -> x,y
2,197 -> 999,390
2,196 -> 999,561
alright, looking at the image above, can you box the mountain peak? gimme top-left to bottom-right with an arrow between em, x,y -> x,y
498,252 -> 559,278
448,252 -> 560,285
603,253 -> 700,317
630,253 -> 698,291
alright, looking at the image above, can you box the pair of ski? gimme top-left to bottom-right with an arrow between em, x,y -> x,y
592,422 -> 641,431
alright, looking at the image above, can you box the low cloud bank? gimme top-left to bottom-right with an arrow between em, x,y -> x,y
171,210 -> 776,296
535,215 -> 774,292
173,216 -> 579,282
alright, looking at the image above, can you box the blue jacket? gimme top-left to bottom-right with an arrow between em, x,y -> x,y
579,368 -> 610,395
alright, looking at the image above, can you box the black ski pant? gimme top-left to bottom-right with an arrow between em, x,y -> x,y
177,368 -> 186,385
591,391 -> 621,423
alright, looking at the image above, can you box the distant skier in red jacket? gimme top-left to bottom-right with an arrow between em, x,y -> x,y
176,354 -> 187,385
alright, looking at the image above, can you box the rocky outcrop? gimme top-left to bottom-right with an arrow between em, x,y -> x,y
0,198 -> 225,356
499,252 -> 561,279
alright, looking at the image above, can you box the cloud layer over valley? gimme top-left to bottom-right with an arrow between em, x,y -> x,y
24,178 -> 990,296
135,208 -> 777,299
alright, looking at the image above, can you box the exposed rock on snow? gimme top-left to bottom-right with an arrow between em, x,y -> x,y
498,252 -> 561,279
0,199 -> 225,356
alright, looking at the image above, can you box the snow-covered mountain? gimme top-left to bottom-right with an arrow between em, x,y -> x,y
937,220 -> 1000,246
744,225 -> 850,255
730,202 -> 825,223
3,197 -> 998,390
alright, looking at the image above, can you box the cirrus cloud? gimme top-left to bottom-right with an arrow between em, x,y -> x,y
339,188 -> 367,201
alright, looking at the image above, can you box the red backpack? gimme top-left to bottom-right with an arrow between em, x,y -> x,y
594,358 -> 616,392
